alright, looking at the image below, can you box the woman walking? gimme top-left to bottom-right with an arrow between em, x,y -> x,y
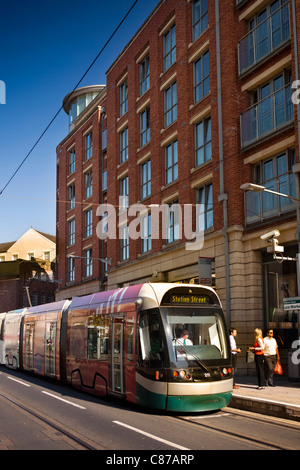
249,328 -> 265,389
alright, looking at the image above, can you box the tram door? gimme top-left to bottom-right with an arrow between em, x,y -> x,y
25,323 -> 34,370
111,316 -> 124,394
45,321 -> 56,376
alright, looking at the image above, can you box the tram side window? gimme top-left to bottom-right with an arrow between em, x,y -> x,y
70,322 -> 87,359
87,315 -> 109,360
138,312 -> 164,367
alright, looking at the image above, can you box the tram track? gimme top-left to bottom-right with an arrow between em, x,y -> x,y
174,408 -> 300,450
0,390 -> 105,450
1,368 -> 299,450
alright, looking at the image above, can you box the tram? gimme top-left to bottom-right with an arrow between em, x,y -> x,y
0,283 -> 233,412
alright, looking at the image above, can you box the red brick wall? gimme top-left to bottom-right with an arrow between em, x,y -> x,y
105,0 -> 298,270
56,102 -> 106,292
56,0 -> 299,288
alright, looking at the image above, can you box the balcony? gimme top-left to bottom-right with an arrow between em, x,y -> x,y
238,2 -> 290,76
240,83 -> 293,148
244,172 -> 296,225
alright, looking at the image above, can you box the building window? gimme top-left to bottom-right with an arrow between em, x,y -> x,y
43,251 -> 51,261
120,79 -> 128,117
69,148 -> 75,175
102,170 -> 107,192
140,107 -> 150,147
120,127 -> 128,164
102,128 -> 107,151
140,55 -> 150,95
85,209 -> 93,238
141,213 -> 151,253
164,81 -> 177,127
68,256 -> 75,282
31,292 -> 38,306
241,70 -> 293,147
165,140 -> 178,185
68,91 -> 99,129
164,24 -> 176,71
195,116 -> 212,166
194,50 -> 210,103
120,175 -> 129,210
141,159 -> 151,199
245,150 -> 296,224
196,182 -> 213,230
84,248 -> 93,277
192,0 -> 208,41
85,132 -> 93,161
68,184 -> 75,210
84,170 -> 93,199
68,219 -> 75,246
166,201 -> 180,244
252,71 -> 292,131
238,1 -> 290,74
120,225 -> 129,261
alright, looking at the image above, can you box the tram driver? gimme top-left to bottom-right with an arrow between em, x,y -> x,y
173,329 -> 193,346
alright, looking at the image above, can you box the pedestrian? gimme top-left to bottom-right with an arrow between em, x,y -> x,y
264,329 -> 279,387
249,328 -> 265,389
229,328 -> 241,389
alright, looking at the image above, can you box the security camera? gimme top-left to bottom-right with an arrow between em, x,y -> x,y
260,229 -> 280,241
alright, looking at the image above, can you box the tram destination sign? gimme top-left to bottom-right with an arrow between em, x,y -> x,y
283,297 -> 300,311
167,293 -> 212,305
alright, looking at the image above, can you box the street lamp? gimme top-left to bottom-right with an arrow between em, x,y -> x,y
67,253 -> 111,269
240,183 -> 300,205
240,182 -> 300,295
241,182 -> 300,352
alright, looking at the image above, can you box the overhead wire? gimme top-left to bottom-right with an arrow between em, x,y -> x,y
0,0 -> 139,196
0,0 -> 297,256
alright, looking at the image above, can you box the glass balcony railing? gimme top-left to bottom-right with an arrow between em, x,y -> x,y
238,2 -> 290,75
244,173 -> 296,225
240,83 -> 293,148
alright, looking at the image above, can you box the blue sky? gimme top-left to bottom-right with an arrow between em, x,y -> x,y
0,0 -> 160,243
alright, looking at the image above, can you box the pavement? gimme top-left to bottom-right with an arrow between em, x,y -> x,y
228,375 -> 300,422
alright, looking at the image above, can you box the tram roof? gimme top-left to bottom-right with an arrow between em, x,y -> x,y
68,283 -> 220,311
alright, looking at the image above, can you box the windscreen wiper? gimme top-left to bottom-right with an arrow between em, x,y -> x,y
175,342 -> 210,373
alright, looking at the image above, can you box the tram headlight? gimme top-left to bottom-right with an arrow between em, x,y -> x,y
222,367 -> 232,376
173,370 -> 191,380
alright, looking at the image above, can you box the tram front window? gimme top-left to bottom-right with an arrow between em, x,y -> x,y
161,307 -> 229,367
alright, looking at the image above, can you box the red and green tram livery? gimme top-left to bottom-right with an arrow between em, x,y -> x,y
0,283 -> 233,412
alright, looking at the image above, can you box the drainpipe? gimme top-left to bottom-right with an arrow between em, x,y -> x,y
291,0 -> 300,342
292,0 -> 300,262
215,0 -> 231,325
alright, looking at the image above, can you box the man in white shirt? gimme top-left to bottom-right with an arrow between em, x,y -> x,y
264,329 -> 279,387
230,328 -> 241,389
174,329 -> 193,346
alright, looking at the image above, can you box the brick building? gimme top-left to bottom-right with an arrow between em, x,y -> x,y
56,0 -> 300,373
0,259 -> 56,312
0,227 -> 57,310
56,85 -> 107,299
